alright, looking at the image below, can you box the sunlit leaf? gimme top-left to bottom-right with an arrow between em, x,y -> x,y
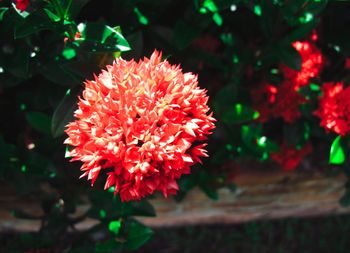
62,47 -> 76,60
203,0 -> 218,12
212,12 -> 223,26
78,22 -> 131,52
134,7 -> 149,25
329,135 -> 345,165
254,5 -> 262,16
310,83 -> 320,91
109,220 -> 121,235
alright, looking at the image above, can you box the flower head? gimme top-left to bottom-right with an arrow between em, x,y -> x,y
281,41 -> 323,90
251,81 -> 306,123
314,82 -> 350,136
15,0 -> 30,12
65,51 -> 215,201
252,39 -> 323,123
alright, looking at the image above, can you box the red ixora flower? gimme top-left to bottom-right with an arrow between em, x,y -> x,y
64,51 -> 216,201
252,39 -> 323,123
15,0 -> 30,12
270,142 -> 312,171
314,82 -> 350,136
251,81 -> 306,123
280,40 -> 323,90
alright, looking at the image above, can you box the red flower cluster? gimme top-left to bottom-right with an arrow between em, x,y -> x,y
270,142 -> 312,171
251,82 -> 306,123
252,40 -> 323,123
314,82 -> 350,136
15,0 -> 29,12
281,41 -> 324,90
65,51 -> 216,201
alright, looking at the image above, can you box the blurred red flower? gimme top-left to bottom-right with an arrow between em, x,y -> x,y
251,81 -> 306,123
15,0 -> 29,12
281,41 -> 324,90
252,40 -> 323,123
314,82 -> 350,136
270,142 -> 312,171
65,51 -> 216,201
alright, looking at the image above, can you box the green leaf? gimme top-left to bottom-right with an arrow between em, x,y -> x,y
62,47 -> 76,60
26,111 -> 51,135
39,60 -> 86,86
329,135 -> 345,165
240,124 -> 278,154
203,0 -> 218,12
88,190 -> 155,220
78,23 -> 131,52
51,88 -> 79,138
0,7 -> 9,21
212,12 -> 223,26
67,0 -> 90,19
124,221 -> 153,250
260,1 -> 278,38
200,184 -> 219,200
222,103 -> 259,124
213,84 -> 237,113
134,7 -> 149,25
198,171 -> 219,200
253,5 -> 262,16
277,44 -> 302,71
109,220 -> 121,235
281,19 -> 319,44
44,8 -> 60,22
15,11 -> 57,39
122,200 -> 156,217
256,136 -> 279,152
96,239 -> 123,253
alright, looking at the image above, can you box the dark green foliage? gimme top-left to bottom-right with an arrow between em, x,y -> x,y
1,0 -> 350,251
